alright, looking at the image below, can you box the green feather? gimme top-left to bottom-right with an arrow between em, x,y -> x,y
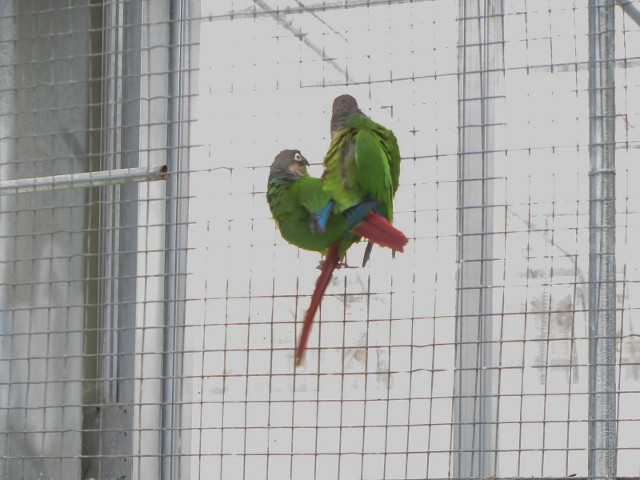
323,111 -> 401,223
267,170 -> 362,257
292,176 -> 332,219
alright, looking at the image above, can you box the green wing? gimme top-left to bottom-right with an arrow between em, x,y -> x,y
292,176 -> 331,219
267,176 -> 354,255
323,113 -> 401,222
355,127 -> 393,221
322,129 -> 364,212
380,125 -> 401,196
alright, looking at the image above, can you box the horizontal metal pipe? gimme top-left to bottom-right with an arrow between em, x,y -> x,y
0,165 -> 168,195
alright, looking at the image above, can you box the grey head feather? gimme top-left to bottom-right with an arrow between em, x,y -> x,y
330,94 -> 362,138
269,149 -> 310,183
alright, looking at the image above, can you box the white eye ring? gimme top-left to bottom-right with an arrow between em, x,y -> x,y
294,152 -> 302,161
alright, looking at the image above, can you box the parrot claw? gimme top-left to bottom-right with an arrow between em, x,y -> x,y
337,252 -> 358,269
338,260 -> 357,269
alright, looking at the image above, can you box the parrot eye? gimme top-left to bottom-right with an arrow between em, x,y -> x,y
294,152 -> 303,162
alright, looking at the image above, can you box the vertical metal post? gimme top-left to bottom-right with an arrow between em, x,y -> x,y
0,4 -> 15,472
588,2 -> 618,479
162,0 -> 189,478
454,1 -> 503,477
88,1 -> 142,477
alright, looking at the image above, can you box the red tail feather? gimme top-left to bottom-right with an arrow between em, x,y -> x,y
295,243 -> 340,366
352,212 -> 407,252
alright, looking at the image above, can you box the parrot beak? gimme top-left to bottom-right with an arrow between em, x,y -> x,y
291,151 -> 309,167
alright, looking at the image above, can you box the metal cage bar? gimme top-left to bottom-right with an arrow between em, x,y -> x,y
161,0 -> 192,478
0,165 -> 168,195
454,0 -> 504,477
588,1 -> 618,479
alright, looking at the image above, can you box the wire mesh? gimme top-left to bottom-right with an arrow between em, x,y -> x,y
1,0 -> 640,479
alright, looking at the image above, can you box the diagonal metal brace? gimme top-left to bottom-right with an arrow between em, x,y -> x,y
617,0 -> 640,27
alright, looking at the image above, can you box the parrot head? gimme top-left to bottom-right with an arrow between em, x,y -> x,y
269,149 -> 310,183
330,94 -> 362,139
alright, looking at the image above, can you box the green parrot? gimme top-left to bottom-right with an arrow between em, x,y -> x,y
323,94 -> 402,267
267,149 -> 407,365
268,150 -> 375,257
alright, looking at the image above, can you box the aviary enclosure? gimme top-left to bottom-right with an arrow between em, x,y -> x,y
0,0 -> 638,479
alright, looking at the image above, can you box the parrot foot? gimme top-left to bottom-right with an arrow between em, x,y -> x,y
337,260 -> 358,269
316,257 -> 356,270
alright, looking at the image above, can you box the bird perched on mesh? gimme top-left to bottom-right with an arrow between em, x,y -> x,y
267,148 -> 407,365
323,94 -> 402,268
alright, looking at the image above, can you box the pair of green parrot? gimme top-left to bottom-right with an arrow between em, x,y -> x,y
267,94 -> 406,366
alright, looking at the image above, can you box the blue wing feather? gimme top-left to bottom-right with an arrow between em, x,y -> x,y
342,199 -> 378,230
311,200 -> 333,235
